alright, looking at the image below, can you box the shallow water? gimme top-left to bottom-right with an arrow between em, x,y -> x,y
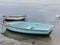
0,0 -> 60,45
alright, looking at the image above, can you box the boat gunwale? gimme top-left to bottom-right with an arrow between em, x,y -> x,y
4,21 -> 55,26
4,22 -> 54,32
4,17 -> 25,20
3,15 -> 26,17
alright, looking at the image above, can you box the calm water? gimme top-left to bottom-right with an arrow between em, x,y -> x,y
0,0 -> 60,45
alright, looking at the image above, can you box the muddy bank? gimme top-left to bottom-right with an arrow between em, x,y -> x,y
0,34 -> 34,45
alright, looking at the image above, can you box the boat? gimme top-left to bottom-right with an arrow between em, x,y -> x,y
4,22 -> 54,36
3,15 -> 25,21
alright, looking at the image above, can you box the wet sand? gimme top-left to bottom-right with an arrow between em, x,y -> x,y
0,34 -> 33,45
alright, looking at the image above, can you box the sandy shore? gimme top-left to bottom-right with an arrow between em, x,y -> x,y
0,34 -> 34,45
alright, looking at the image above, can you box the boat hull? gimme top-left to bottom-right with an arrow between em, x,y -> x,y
4,22 -> 54,36
6,28 -> 52,36
4,18 -> 25,21
3,15 -> 25,21
5,26 -> 53,36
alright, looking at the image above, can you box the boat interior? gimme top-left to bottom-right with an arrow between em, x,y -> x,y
5,22 -> 54,31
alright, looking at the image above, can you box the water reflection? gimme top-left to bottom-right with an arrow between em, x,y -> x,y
3,30 -> 52,43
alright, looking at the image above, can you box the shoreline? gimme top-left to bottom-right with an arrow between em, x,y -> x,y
0,34 -> 33,45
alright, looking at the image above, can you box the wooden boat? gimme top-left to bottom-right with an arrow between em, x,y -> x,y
3,15 -> 25,21
4,22 -> 54,36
